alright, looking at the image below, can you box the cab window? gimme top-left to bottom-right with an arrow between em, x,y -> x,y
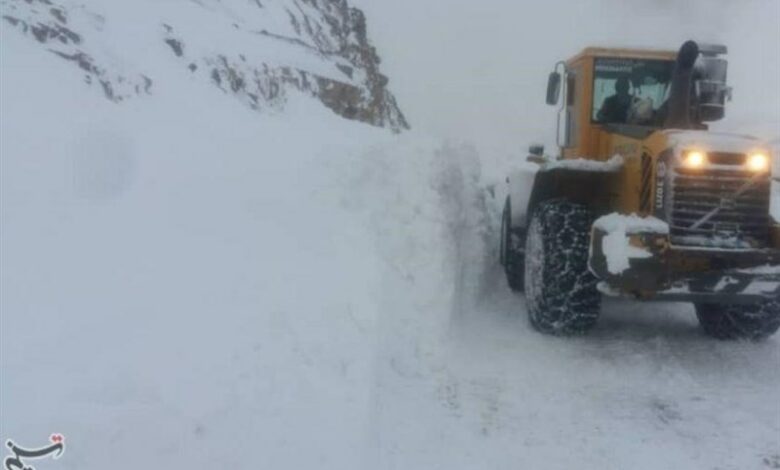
592,58 -> 674,125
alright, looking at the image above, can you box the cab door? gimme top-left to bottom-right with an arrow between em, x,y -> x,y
560,62 -> 588,159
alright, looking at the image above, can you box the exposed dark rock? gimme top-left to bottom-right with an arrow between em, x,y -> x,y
164,38 -> 184,57
3,0 -> 408,131
49,7 -> 66,23
3,0 -> 151,102
2,15 -> 20,26
50,50 -> 98,74
336,64 -> 353,79
164,0 -> 409,131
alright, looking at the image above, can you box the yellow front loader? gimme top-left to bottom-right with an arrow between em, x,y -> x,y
500,40 -> 780,339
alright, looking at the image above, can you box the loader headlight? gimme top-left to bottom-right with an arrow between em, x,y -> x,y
682,150 -> 707,169
747,152 -> 770,172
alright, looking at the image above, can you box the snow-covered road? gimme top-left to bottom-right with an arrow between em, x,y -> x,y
357,142 -> 780,470
370,285 -> 780,469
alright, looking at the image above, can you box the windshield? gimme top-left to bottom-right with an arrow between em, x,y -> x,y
592,57 -> 675,125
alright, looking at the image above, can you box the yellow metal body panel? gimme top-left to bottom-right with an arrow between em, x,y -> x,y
592,131 -> 671,216
557,47 -> 677,215
561,47 -> 676,161
569,47 -> 676,63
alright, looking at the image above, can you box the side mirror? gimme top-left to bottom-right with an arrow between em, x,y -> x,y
546,72 -> 561,105
696,55 -> 730,122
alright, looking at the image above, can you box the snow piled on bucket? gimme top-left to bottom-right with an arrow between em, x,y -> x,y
594,213 -> 670,234
594,214 -> 668,275
543,154 -> 624,172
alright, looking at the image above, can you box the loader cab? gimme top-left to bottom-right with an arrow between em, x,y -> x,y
547,48 -> 677,160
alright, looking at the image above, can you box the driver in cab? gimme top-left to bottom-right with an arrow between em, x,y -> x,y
597,76 -> 633,123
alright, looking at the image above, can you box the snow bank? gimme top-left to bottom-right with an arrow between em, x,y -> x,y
1,24 -> 495,468
1,26 -> 390,469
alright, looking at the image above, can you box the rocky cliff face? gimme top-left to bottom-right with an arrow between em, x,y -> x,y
1,0 -> 409,132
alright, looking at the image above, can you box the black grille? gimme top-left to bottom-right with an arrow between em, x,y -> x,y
707,152 -> 746,166
670,166 -> 771,248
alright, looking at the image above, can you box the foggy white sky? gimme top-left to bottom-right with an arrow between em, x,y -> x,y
356,0 -> 780,154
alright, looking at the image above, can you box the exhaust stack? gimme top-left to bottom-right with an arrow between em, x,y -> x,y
664,41 -> 731,129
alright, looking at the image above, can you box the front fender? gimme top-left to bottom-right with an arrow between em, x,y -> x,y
507,156 -> 623,230
506,167 -> 538,229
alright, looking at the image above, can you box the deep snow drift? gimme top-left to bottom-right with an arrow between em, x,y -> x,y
2,1 -> 780,470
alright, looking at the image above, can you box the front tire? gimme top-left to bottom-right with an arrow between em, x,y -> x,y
500,198 -> 524,291
695,301 -> 780,340
524,199 -> 601,335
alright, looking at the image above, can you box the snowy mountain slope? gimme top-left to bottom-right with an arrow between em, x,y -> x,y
1,0 -> 408,131
1,26 -> 391,469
